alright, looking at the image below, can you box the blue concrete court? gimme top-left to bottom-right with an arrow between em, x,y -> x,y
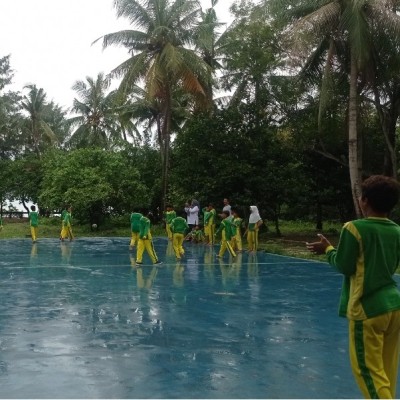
1,237 -> 399,398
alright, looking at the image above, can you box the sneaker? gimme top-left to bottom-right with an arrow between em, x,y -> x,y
154,261 -> 163,265
135,261 -> 143,265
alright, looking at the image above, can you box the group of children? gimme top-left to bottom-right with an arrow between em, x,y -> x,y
26,204 -> 74,243
162,203 -> 264,261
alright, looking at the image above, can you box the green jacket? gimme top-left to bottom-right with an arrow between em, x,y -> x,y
29,211 -> 39,227
165,210 -> 176,224
63,211 -> 72,226
170,216 -> 188,234
326,217 -> 400,320
130,212 -> 143,233
139,216 -> 151,239
233,217 -> 243,234
216,218 -> 235,241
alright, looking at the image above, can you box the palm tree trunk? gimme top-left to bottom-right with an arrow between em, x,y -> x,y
161,94 -> 172,213
348,52 -> 362,218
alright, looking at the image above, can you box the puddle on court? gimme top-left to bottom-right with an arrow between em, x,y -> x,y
0,237 -> 394,398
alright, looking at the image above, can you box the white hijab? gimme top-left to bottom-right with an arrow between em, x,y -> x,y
249,206 -> 261,223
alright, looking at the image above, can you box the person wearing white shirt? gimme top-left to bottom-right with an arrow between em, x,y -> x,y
184,199 -> 200,232
222,198 -> 232,215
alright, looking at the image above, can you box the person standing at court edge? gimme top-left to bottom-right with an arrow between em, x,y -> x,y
222,198 -> 232,215
28,205 -> 39,243
306,175 -> 400,399
184,199 -> 199,232
245,206 -> 263,252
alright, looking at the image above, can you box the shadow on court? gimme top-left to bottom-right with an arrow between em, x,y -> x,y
1,237 -> 396,398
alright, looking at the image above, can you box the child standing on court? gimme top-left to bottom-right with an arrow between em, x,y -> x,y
62,206 -> 74,241
231,207 -> 243,252
164,204 -> 176,241
129,209 -> 143,250
60,204 -> 68,240
306,175 -> 400,399
136,212 -> 162,265
215,211 -> 236,259
245,206 -> 263,252
170,214 -> 189,260
28,205 -> 39,242
203,203 -> 216,245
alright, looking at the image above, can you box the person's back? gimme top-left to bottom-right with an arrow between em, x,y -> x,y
328,217 -> 400,319
306,175 -> 400,398
170,216 -> 188,235
130,212 -> 143,233
29,209 -> 39,227
139,215 -> 151,238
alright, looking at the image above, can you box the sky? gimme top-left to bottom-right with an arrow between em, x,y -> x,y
0,0 -> 235,111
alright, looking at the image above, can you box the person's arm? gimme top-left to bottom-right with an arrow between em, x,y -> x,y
306,224 -> 358,276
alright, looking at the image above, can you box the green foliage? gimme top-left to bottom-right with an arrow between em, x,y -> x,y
39,148 -> 150,223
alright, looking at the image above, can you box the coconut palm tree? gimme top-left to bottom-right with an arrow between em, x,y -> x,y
192,0 -> 228,109
68,73 -> 134,149
95,0 -> 210,209
21,84 -> 58,157
280,0 -> 400,216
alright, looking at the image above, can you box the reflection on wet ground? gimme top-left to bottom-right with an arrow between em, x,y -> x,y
0,237 -> 394,398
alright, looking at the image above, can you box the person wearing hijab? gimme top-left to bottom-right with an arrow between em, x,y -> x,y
245,205 -> 263,252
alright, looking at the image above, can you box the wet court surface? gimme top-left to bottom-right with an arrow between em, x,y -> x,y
1,237 -> 398,398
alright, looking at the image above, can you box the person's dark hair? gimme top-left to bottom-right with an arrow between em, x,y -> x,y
361,175 -> 400,213
31,205 -> 36,211
231,206 -> 240,216
221,210 -> 230,217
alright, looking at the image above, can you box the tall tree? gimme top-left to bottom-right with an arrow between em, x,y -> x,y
21,84 -> 58,157
274,0 -> 400,217
68,73 -> 129,149
96,0 -> 210,209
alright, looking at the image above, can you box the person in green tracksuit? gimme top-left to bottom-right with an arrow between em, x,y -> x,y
28,205 -> 39,242
203,203 -> 216,245
62,206 -> 74,241
306,175 -> 400,399
129,210 -> 143,250
231,207 -> 243,252
60,205 -> 68,240
215,211 -> 236,259
136,212 -> 162,265
170,215 -> 189,260
164,205 -> 176,241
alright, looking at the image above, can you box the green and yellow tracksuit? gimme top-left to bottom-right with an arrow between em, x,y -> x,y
193,229 -> 205,243
203,207 -> 210,241
247,221 -> 261,251
28,211 -> 39,242
62,211 -> 74,240
60,209 -> 67,239
170,216 -> 188,259
130,212 -> 143,248
136,216 -> 159,264
326,217 -> 400,399
232,217 -> 243,251
216,218 -> 236,258
204,208 -> 216,245
165,210 -> 176,240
